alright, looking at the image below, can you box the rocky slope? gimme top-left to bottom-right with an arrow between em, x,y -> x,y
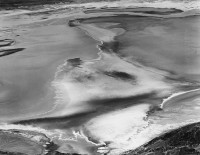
123,122 -> 200,155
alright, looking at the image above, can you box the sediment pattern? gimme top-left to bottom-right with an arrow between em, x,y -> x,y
0,2 -> 200,155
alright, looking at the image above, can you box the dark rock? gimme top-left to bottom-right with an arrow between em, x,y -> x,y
67,58 -> 83,67
0,48 -> 25,57
122,122 -> 200,155
104,70 -> 135,81
84,7 -> 183,15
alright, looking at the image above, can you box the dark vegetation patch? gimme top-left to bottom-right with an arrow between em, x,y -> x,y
104,71 -> 135,81
67,58 -> 83,67
0,48 -> 25,57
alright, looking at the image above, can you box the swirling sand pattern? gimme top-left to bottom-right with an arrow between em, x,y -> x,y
0,1 -> 199,155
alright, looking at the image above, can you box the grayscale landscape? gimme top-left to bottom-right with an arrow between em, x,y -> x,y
0,0 -> 200,154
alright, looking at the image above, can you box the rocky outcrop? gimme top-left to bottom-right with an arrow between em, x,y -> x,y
123,122 -> 200,155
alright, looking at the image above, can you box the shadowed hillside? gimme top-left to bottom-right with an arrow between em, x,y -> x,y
123,122 -> 200,155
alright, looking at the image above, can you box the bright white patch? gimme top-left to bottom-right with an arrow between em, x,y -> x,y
84,104 -> 150,154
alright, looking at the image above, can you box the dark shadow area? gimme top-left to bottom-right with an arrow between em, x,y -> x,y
103,70 -> 136,81
0,39 -> 15,47
13,92 -> 159,129
84,7 -> 183,15
0,48 -> 25,57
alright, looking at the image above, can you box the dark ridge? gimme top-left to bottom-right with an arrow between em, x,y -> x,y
87,91 -> 158,108
104,70 -> 135,81
13,92 -> 158,128
84,7 -> 183,15
13,111 -> 96,126
0,48 -> 25,57
142,10 -> 182,15
122,122 -> 200,155
67,58 -> 83,67
0,39 -> 15,47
